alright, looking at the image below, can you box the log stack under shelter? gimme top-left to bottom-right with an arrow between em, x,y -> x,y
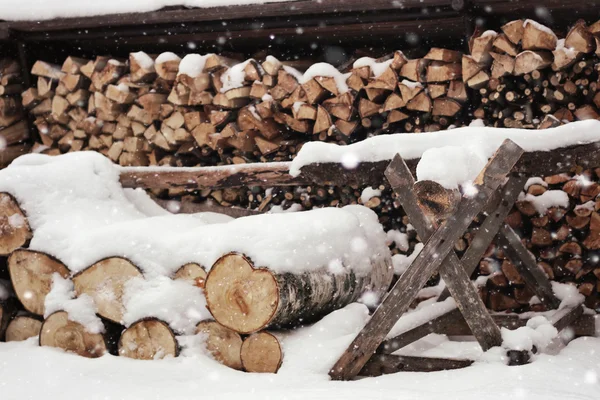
0,58 -> 29,167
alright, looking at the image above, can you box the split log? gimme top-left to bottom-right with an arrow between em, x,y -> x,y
118,318 -> 179,360
5,314 -> 42,342
73,257 -> 143,323
196,321 -> 243,370
8,249 -> 70,315
39,311 -> 107,358
205,252 -> 392,334
0,192 -> 32,255
240,331 -> 282,373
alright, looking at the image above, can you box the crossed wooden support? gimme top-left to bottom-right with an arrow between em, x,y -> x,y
331,139 -> 584,380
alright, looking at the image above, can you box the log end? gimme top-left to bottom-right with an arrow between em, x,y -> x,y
40,311 -> 107,358
196,321 -> 243,370
241,332 -> 282,373
6,315 -> 42,342
413,180 -> 461,219
118,318 -> 178,360
0,193 -> 32,256
174,262 -> 207,289
205,253 -> 278,335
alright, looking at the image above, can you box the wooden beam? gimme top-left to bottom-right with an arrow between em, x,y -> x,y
497,224 -> 561,309
438,175 -> 527,301
119,142 -> 600,190
329,140 -> 523,381
359,354 -> 473,377
549,305 -> 585,333
153,198 -> 260,219
383,153 -> 503,355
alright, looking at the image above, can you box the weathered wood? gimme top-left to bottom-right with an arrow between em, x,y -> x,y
382,154 -> 503,351
549,305 -> 584,333
359,354 -> 473,376
438,175 -> 527,301
119,142 -> 600,190
330,140 -> 522,380
496,224 -> 561,309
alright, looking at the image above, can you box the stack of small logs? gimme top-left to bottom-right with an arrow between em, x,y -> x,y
14,17 -> 600,314
464,19 -> 600,128
0,59 -> 29,167
0,193 -> 393,374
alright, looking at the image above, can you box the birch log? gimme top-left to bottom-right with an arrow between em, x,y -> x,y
39,311 -> 108,358
205,252 -> 393,334
241,331 -> 283,373
118,318 -> 178,360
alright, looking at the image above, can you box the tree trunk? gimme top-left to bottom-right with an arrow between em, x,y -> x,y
73,257 -> 142,324
118,318 -> 178,360
204,252 -> 393,334
39,311 -> 108,358
240,331 -> 283,373
196,320 -> 243,370
8,249 -> 70,315
0,193 -> 32,256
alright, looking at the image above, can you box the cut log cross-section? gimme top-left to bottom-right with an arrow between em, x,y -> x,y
8,249 -> 70,315
0,193 -> 32,256
205,252 -> 392,334
196,321 -> 243,370
174,262 -> 207,288
5,314 -> 42,342
73,257 -> 143,323
118,318 -> 179,360
40,311 -> 107,358
241,331 -> 283,373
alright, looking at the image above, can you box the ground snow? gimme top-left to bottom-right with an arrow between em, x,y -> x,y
289,120 -> 600,178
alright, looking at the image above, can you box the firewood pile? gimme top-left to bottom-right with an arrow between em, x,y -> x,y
12,17 -> 600,314
0,189 -> 393,372
0,59 -> 29,167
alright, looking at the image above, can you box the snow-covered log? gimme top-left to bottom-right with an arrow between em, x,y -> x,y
39,311 -> 110,358
73,257 -> 143,324
0,193 -> 32,256
196,321 -> 243,370
240,331 -> 282,373
205,250 -> 393,334
118,318 -> 178,360
8,249 -> 70,315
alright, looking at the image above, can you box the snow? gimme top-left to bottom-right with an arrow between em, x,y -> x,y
555,39 -> 578,57
299,63 -> 351,93
155,52 -> 181,64
130,51 -> 154,70
177,53 -> 213,77
416,146 -> 487,190
0,0 -> 298,21
360,186 -> 381,203
392,242 -> 423,275
386,229 -> 409,252
400,79 -> 423,88
220,59 -> 253,92
500,316 -> 558,352
552,282 -> 585,309
122,277 -> 209,335
525,177 -> 548,190
352,57 -> 394,78
387,297 -> 457,339
0,152 -> 389,277
480,30 -> 498,38
289,120 -> 600,177
518,190 -> 569,215
44,274 -> 105,334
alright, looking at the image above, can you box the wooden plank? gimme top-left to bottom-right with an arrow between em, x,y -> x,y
7,0 -> 456,32
329,140 -> 523,381
438,175 -> 527,302
383,311 -> 597,349
549,306 -> 584,333
359,354 -> 473,377
119,142 -> 600,190
497,224 -> 561,309
383,153 -> 502,354
378,308 -> 463,354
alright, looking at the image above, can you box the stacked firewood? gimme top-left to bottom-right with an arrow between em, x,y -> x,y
0,193 -> 393,374
465,19 -> 600,128
0,59 -> 29,167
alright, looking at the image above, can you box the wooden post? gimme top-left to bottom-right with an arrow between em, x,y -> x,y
329,139 -> 524,381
